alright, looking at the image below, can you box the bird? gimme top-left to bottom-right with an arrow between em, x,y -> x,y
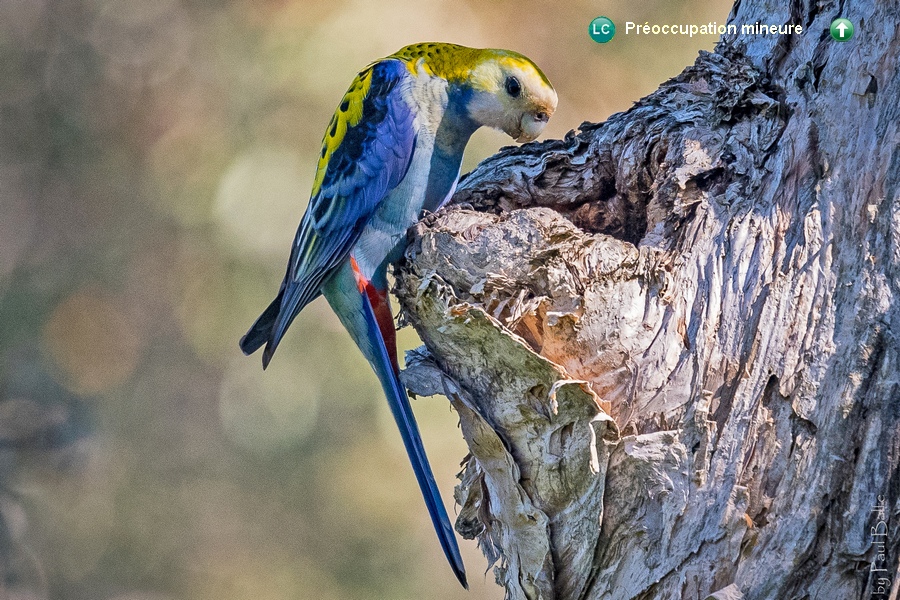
240,42 -> 557,587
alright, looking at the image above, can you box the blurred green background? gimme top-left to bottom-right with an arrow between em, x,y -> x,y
0,0 -> 731,598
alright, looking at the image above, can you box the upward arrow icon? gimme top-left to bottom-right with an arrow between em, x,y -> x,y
830,18 -> 854,41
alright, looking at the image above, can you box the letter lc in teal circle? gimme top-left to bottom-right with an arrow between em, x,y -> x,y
590,17 -> 616,43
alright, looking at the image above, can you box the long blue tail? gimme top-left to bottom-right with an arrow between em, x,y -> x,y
357,290 -> 468,588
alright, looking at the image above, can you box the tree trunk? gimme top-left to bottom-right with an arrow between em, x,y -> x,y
395,2 -> 900,599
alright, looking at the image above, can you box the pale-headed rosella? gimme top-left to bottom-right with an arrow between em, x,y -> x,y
240,42 -> 557,587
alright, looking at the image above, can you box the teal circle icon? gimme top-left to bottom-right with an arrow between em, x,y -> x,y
830,18 -> 854,41
589,17 -> 616,43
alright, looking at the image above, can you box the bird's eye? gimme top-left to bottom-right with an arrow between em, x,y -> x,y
505,76 -> 521,98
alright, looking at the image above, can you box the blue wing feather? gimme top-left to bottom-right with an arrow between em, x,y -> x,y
239,59 -> 416,364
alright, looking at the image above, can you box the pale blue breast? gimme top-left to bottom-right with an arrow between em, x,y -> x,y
351,73 -> 480,281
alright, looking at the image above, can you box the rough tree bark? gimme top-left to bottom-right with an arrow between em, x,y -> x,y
396,1 -> 900,599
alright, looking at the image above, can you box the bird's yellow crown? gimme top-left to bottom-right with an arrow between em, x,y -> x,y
390,42 -> 552,88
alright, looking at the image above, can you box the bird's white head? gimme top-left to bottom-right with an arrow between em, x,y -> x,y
389,43 -> 557,142
465,50 -> 558,143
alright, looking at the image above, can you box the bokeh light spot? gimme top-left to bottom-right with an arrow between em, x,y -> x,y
43,287 -> 142,395
88,0 -> 192,88
148,123 -> 232,226
215,148 -> 310,259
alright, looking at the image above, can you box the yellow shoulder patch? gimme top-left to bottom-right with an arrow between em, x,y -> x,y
311,66 -> 374,197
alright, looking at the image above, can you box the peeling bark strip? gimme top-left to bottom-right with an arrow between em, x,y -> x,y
398,215 -> 620,599
397,2 -> 900,600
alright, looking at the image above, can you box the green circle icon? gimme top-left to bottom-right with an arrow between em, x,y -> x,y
830,18 -> 854,41
589,17 -> 616,43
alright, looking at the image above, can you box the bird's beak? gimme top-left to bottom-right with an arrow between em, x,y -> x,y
515,111 -> 551,143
